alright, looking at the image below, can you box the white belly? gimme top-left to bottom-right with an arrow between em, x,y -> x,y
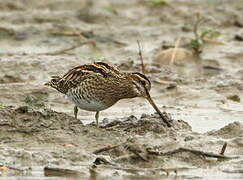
66,93 -> 108,112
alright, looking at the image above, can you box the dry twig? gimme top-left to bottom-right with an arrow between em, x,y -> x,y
49,29 -> 94,41
220,142 -> 227,155
0,165 -> 24,172
50,29 -> 127,46
93,141 -> 126,154
1,41 -> 94,57
170,37 -> 181,65
124,144 -> 148,161
137,40 -> 146,74
34,41 -> 94,56
146,147 -> 236,160
0,27 -> 15,35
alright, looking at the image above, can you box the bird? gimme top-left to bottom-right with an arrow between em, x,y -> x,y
45,62 -> 172,127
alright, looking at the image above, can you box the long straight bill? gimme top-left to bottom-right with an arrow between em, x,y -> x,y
145,89 -> 172,127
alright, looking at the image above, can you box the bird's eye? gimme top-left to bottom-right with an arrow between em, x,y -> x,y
141,81 -> 146,86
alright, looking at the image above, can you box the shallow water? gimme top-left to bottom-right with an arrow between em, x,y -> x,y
1,164 -> 243,180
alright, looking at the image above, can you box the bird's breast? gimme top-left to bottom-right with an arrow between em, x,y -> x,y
66,90 -> 111,111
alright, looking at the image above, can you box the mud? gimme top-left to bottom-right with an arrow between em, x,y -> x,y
0,0 -> 243,179
0,106 -> 242,179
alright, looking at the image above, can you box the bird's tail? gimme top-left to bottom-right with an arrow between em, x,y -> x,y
44,76 -> 66,93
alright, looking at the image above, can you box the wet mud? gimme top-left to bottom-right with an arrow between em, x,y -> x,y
0,106 -> 242,179
0,0 -> 243,179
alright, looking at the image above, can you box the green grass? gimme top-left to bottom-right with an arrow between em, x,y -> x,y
0,102 -> 4,109
147,0 -> 168,7
190,28 -> 221,55
200,29 -> 221,39
104,6 -> 118,15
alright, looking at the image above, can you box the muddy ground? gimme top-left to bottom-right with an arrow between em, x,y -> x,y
0,0 -> 243,179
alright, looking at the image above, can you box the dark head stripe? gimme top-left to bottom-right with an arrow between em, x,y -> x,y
132,72 -> 151,85
94,62 -> 120,73
83,64 -> 108,77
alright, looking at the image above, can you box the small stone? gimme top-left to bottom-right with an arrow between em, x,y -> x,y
234,20 -> 243,28
166,83 -> 177,90
184,136 -> 194,141
16,106 -> 29,113
140,114 -> 150,119
127,115 -> 137,121
235,33 -> 243,41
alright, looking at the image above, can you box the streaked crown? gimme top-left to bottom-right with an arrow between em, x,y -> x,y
129,72 -> 151,98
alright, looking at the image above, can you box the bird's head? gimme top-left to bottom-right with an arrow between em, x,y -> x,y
129,72 -> 151,98
129,72 -> 172,127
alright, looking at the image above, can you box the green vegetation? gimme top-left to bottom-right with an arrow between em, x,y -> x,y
227,95 -> 241,102
0,102 -> 3,109
146,0 -> 168,7
190,13 -> 220,55
200,29 -> 221,40
104,6 -> 118,15
24,95 -> 45,107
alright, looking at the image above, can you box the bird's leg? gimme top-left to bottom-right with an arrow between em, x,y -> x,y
95,111 -> 99,127
74,106 -> 78,119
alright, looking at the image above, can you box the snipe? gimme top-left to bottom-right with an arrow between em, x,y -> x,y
45,62 -> 172,127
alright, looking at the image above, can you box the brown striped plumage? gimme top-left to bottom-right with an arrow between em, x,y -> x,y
45,62 -> 171,127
